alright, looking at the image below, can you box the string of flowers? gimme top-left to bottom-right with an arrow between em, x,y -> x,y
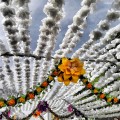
72,0 -> 120,59
0,40 -> 16,92
12,0 -> 32,94
31,0 -> 65,88
0,0 -> 24,94
1,100 -> 85,120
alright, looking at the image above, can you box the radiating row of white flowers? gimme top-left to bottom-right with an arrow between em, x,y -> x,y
0,40 -> 16,92
54,0 -> 98,59
0,1 -> 24,93
32,0 -> 65,86
0,2 -> 22,93
75,95 -> 97,105
12,0 -> 31,54
13,0 -> 31,94
38,0 -> 65,82
84,104 -> 120,117
72,0 -> 120,58
89,112 -> 120,119
80,25 -> 120,85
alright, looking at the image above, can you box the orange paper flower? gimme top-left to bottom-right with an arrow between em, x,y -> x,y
99,94 -> 105,99
28,93 -> 35,99
93,89 -> 98,94
0,101 -> 5,107
41,81 -> 48,87
33,110 -> 41,118
58,58 -> 86,85
7,99 -> 15,106
107,98 -> 112,103
86,83 -> 92,89
113,97 -> 119,103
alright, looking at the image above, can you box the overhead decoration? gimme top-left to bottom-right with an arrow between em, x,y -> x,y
0,0 -> 120,119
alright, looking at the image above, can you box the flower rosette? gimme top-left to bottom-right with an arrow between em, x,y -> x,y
57,58 -> 86,85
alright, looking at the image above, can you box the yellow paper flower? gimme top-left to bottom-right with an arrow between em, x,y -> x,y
58,58 -> 86,85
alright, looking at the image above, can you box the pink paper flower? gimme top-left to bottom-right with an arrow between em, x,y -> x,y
8,110 -> 10,117
68,105 -> 73,112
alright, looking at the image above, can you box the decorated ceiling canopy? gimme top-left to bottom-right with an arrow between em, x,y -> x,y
0,0 -> 120,119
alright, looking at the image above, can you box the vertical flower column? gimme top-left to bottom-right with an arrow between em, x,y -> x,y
0,0 -> 23,93
32,0 -> 65,87
12,0 -> 32,94
0,40 -> 16,92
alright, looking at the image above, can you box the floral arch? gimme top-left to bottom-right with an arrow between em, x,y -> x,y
0,0 -> 120,119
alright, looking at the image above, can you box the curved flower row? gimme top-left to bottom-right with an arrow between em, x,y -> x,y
0,57 -> 119,110
0,57 -> 85,109
80,75 -> 120,105
0,68 -> 57,109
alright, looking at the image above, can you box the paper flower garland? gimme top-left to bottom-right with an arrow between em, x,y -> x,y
0,57 -> 119,110
80,76 -> 120,104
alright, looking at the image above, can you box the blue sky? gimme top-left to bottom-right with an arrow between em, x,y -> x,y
29,0 -> 114,56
